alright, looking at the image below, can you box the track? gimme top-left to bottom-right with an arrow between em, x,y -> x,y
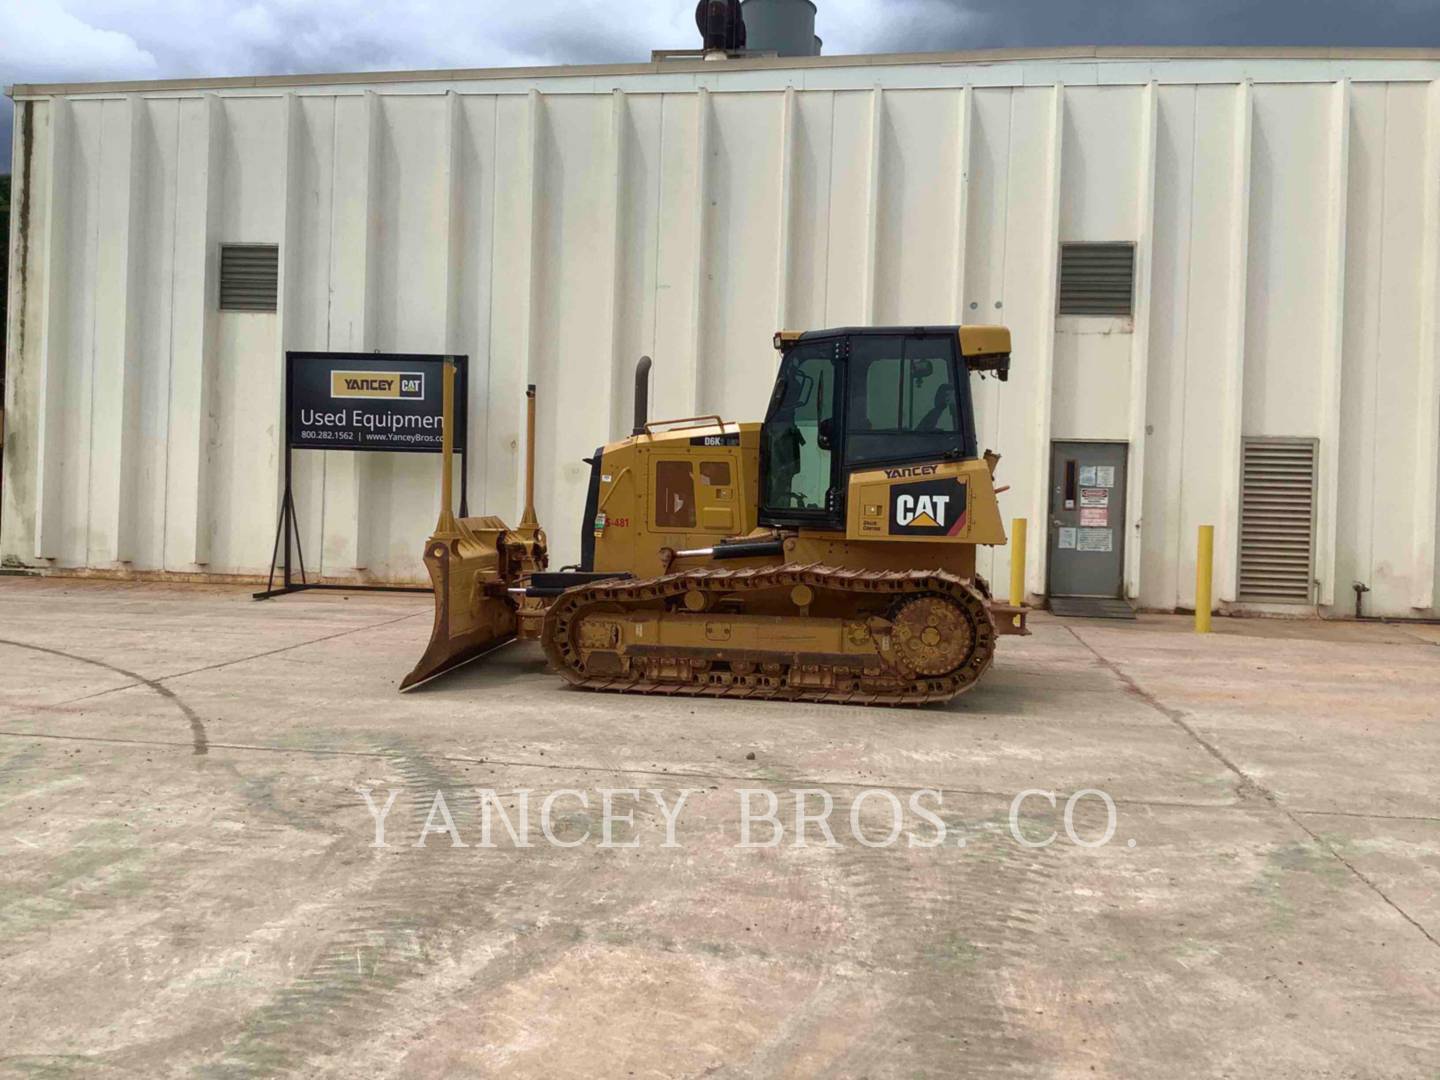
541,562 -> 997,706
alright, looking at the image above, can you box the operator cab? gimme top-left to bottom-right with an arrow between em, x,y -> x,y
760,326 -> 1009,531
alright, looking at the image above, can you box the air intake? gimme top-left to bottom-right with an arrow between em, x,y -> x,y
219,244 -> 280,312
1238,438 -> 1317,604
1058,242 -> 1135,317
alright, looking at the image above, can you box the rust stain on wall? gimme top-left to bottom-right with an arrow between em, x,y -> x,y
13,100 -> 35,360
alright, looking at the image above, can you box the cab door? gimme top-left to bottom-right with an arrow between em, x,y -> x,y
760,339 -> 844,529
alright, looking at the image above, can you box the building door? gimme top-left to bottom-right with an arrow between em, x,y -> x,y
1047,441 -> 1127,598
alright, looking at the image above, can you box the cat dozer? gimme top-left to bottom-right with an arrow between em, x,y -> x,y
403,326 -> 1029,703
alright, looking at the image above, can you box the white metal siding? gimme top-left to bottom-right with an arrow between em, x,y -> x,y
3,52 -> 1439,618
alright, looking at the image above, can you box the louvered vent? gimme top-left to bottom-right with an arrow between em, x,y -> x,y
1058,242 -> 1136,316
1239,438 -> 1317,604
220,244 -> 279,312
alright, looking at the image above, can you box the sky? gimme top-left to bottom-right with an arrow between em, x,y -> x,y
3,0 -> 1440,173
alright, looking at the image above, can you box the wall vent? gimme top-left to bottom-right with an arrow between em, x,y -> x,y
220,244 -> 280,312
1238,438 -> 1317,604
1058,242 -> 1135,316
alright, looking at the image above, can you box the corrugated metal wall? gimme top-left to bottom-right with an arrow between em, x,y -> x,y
4,53 -> 1439,616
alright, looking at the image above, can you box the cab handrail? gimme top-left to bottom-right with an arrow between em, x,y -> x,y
643,415 -> 726,434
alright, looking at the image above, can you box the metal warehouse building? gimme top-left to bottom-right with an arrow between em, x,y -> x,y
4,45 -> 1440,618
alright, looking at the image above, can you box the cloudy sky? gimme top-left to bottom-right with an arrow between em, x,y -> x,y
4,0 -> 1439,173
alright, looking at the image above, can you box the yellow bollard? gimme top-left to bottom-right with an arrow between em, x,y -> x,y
1010,518 -> 1028,628
1195,524 -> 1214,634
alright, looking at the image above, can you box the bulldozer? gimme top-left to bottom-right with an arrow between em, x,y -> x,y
402,325 -> 1029,704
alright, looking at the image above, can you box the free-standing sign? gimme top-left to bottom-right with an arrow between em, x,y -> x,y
256,352 -> 469,601
287,353 -> 467,453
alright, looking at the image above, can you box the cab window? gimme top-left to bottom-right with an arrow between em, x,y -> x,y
847,334 -> 965,467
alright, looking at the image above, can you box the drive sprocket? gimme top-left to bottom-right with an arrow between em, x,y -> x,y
889,594 -> 975,677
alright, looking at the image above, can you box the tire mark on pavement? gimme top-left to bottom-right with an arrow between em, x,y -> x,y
0,611 -> 425,756
0,638 -> 209,755
193,738 -> 607,1078
52,610 -> 426,709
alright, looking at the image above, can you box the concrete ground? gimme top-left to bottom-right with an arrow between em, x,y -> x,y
0,577 -> 1437,1079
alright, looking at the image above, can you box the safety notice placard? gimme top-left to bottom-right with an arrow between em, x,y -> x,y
1077,528 -> 1113,553
1080,507 -> 1109,527
287,353 -> 467,453
1080,488 -> 1109,508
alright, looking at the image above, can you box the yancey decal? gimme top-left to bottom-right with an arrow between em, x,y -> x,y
883,464 -> 939,480
889,477 -> 968,537
330,371 -> 425,400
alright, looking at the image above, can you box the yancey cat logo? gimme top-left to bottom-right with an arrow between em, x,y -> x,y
889,477 -> 968,537
330,372 -> 425,400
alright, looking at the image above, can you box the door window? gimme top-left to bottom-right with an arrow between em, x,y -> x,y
762,344 -> 838,516
700,461 -> 732,488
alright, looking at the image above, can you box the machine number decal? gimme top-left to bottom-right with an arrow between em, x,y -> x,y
889,478 -> 968,537
690,434 -> 741,447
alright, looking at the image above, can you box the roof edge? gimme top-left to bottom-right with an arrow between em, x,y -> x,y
8,44 -> 1440,98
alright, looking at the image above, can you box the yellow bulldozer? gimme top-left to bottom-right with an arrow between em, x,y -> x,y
402,325 -> 1029,704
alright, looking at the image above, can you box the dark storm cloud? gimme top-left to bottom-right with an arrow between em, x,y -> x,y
865,0 -> 1440,53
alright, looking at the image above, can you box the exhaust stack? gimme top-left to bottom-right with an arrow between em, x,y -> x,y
632,356 -> 653,436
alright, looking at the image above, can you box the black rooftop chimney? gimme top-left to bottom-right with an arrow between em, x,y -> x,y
696,0 -> 747,52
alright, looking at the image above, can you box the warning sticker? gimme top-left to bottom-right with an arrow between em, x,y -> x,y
1077,528 -> 1113,553
1080,507 -> 1109,527
1095,466 -> 1116,489
1080,488 -> 1109,508
1058,527 -> 1077,550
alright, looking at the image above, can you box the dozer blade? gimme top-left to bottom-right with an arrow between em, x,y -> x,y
403,363 -> 546,690
401,526 -> 520,690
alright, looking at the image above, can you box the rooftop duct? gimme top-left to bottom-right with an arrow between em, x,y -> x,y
740,0 -> 821,57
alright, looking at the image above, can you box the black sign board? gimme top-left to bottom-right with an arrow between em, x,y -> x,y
286,353 -> 467,453
255,352 -> 469,602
